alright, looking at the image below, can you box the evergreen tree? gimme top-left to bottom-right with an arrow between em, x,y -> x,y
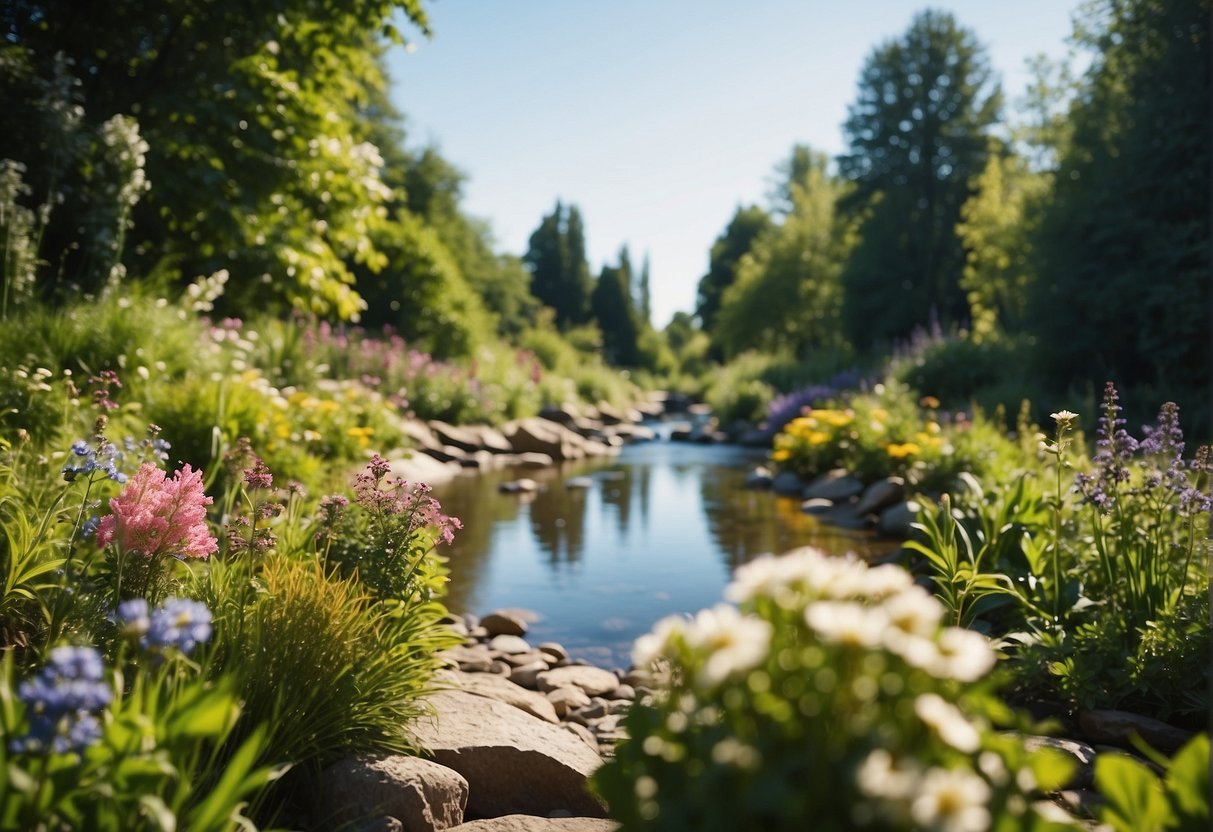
837,9 -> 1001,347
637,253 -> 652,325
1028,0 -> 1211,418
695,205 -> 773,333
591,248 -> 642,367
524,201 -> 592,329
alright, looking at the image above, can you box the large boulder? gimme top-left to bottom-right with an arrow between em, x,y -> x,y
877,500 -> 921,538
479,610 -> 533,638
388,454 -> 463,487
413,691 -> 606,819
469,425 -> 514,454
771,470 -> 805,496
315,754 -> 468,831
855,477 -> 906,516
505,419 -> 587,462
441,669 -> 559,724
1078,709 -> 1197,754
430,421 -> 490,454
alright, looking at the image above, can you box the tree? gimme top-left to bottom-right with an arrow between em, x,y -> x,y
637,253 -> 652,325
1027,0 -> 1211,416
955,148 -> 1050,340
714,150 -> 856,358
837,9 -> 1001,347
0,0 -> 432,318
591,248 -> 642,367
523,201 -> 593,329
695,205 -> 773,333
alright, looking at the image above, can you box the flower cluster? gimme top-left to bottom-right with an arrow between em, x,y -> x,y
12,646 -> 112,755
1075,382 -> 1137,511
116,597 -> 213,656
63,437 -> 127,484
96,462 -> 217,559
352,454 -> 461,546
600,548 -> 1070,831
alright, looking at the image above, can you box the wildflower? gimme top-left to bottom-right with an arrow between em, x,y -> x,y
96,462 -> 217,560
1050,410 -> 1079,428
882,586 -> 945,636
805,601 -> 888,649
62,438 -> 126,484
915,693 -> 981,752
1075,382 -> 1137,511
856,748 -> 921,801
682,604 -> 772,688
886,442 -> 921,459
12,646 -> 112,755
632,614 -> 686,669
145,597 -> 212,655
910,767 -> 991,832
114,598 -> 150,639
352,455 -> 461,545
930,627 -> 996,682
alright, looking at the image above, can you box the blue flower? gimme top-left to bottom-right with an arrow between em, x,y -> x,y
80,515 -> 101,540
12,646 -> 112,755
114,598 -> 150,639
145,598 -> 213,656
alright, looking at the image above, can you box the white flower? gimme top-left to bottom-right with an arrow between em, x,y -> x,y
725,552 -> 799,604
682,604 -> 772,688
632,614 -> 685,670
911,767 -> 992,832
805,601 -> 888,649
915,693 -> 981,752
931,628 -> 997,682
856,748 -> 921,801
862,564 -> 916,599
882,586 -> 945,637
883,628 -> 942,670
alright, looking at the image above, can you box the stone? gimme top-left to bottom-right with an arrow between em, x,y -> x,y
443,669 -> 559,724
469,425 -> 514,455
1019,735 -> 1097,789
801,497 -> 834,514
668,424 -> 693,442
499,650 -> 549,669
412,691 -> 606,819
803,469 -> 865,501
429,421 -> 490,454
387,453 -> 463,486
877,500 -> 921,537
546,686 -> 592,718
562,722 -> 599,752
606,684 -> 635,701
508,661 -> 551,689
498,478 -> 539,494
480,611 -> 530,638
536,666 -> 620,698
506,418 -> 587,462
440,645 -> 495,673
855,477 -> 906,515
744,467 -> 773,489
514,452 -> 555,469
488,634 -> 532,655
539,402 -> 581,425
609,423 -> 655,443
446,815 -> 618,831
315,754 -> 468,831
537,642 -> 568,663
771,470 -> 805,496
348,817 -> 404,832
489,660 -> 511,676
1078,709 -> 1197,754
422,445 -> 469,464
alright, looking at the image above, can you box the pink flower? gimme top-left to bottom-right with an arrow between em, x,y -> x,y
96,463 -> 217,559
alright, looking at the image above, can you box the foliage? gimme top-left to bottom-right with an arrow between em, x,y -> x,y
592,248 -> 644,367
524,201 -> 594,330
1027,0 -> 1211,432
1094,733 -> 1209,832
838,9 -> 1002,347
595,547 -> 1076,831
714,149 -> 856,359
696,205 -> 773,336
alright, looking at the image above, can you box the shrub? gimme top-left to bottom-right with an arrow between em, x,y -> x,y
595,548 -> 1075,831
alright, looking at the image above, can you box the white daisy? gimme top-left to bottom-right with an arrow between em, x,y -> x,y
931,627 -> 997,682
911,766 -> 992,832
682,604 -> 772,688
915,693 -> 981,752
632,614 -> 686,670
805,601 -> 888,649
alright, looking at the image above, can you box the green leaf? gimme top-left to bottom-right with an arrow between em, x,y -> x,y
1164,733 -> 1209,830
1096,753 -> 1169,832
139,795 -> 178,832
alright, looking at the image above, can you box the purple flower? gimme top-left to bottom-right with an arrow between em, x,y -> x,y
1076,382 -> 1138,512
114,598 -> 150,638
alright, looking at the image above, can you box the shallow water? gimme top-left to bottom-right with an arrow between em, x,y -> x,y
433,433 -> 899,667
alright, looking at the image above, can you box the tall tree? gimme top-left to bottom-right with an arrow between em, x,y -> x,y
637,252 -> 652,325
714,150 -> 856,358
523,201 -> 592,329
1027,0 -> 1211,414
591,248 -> 642,367
837,9 -> 1001,347
695,205 -> 773,333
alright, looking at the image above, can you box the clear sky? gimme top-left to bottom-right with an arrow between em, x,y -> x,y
387,0 -> 1082,328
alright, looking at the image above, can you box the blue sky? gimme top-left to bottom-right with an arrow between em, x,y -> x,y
387,0 -> 1082,327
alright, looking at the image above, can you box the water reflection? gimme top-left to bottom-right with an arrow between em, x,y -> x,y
431,439 -> 899,666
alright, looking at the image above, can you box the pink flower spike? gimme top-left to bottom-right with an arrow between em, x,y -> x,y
96,463 -> 217,559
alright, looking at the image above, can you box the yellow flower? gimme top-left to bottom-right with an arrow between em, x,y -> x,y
772,449 -> 792,462
872,408 -> 890,421
808,431 -> 830,445
886,442 -> 921,459
920,396 -> 940,409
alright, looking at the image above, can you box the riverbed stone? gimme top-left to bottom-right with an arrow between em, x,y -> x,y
668,424 -> 693,442
487,634 -> 532,655
441,669 -> 559,724
429,421 -> 490,455
387,453 -> 463,486
547,685 -> 592,718
448,815 -> 618,832
499,650 -> 548,668
771,470 -> 805,495
609,423 -> 655,443
801,497 -> 834,514
855,477 -> 906,516
606,684 -> 635,701
536,666 -> 620,698
498,478 -> 539,494
315,753 -> 468,831
803,469 -> 865,501
480,611 -> 530,638
508,661 -> 550,689
1019,735 -> 1097,789
537,642 -> 568,663
412,691 -> 606,819
506,418 -> 587,462
877,500 -> 921,537
1078,709 -> 1196,754
441,645 -> 495,673
514,452 -> 555,469
539,402 -> 581,425
744,466 -> 774,489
